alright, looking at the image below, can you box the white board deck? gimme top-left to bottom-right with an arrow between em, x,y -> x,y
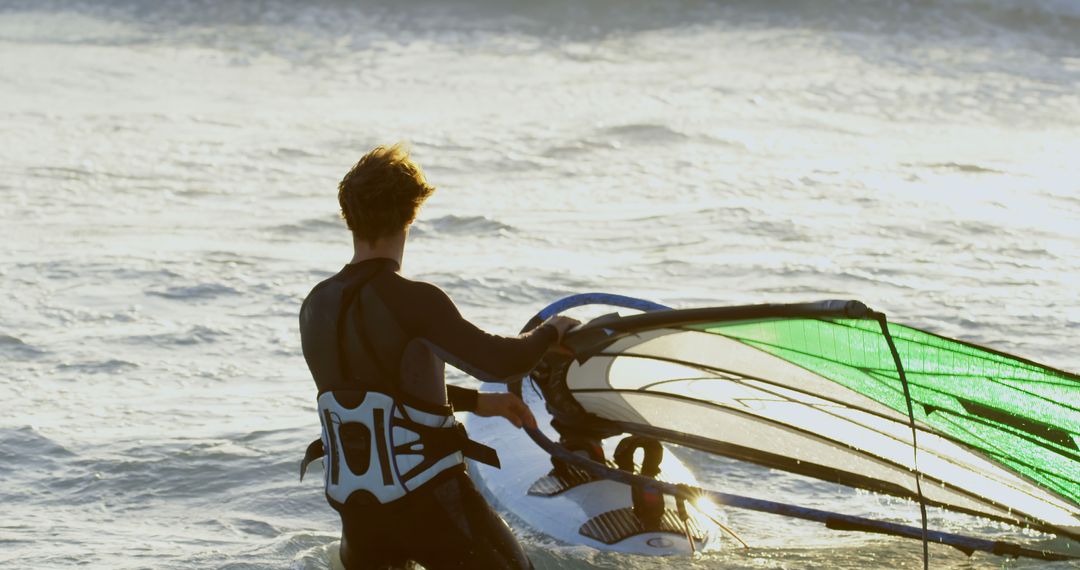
462,381 -> 721,556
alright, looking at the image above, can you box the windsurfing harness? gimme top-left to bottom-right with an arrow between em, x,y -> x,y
302,390 -> 499,507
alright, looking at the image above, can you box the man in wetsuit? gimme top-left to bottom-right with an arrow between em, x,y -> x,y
299,143 -> 578,569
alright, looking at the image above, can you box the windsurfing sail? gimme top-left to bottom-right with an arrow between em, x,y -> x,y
529,297 -> 1080,547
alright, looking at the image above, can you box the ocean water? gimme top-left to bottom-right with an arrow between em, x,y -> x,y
1,0 -> 1078,568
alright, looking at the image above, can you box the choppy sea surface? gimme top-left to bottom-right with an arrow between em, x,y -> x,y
1,0 -> 1078,568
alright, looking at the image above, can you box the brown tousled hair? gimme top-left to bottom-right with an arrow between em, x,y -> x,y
338,143 -> 435,245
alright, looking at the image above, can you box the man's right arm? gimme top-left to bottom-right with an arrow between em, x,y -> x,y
403,282 -> 563,383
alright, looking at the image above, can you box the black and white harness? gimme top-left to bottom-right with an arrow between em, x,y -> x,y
301,390 -> 499,506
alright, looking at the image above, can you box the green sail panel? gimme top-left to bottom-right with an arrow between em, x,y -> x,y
695,319 -> 1080,506
559,306 -> 1080,540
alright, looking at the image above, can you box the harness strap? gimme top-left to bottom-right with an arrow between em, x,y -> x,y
460,433 -> 501,468
394,417 -> 499,475
300,438 -> 325,482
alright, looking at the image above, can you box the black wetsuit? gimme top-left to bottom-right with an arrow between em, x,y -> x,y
299,258 -> 556,570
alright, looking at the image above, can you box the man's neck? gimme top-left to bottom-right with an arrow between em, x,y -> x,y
350,230 -> 406,269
